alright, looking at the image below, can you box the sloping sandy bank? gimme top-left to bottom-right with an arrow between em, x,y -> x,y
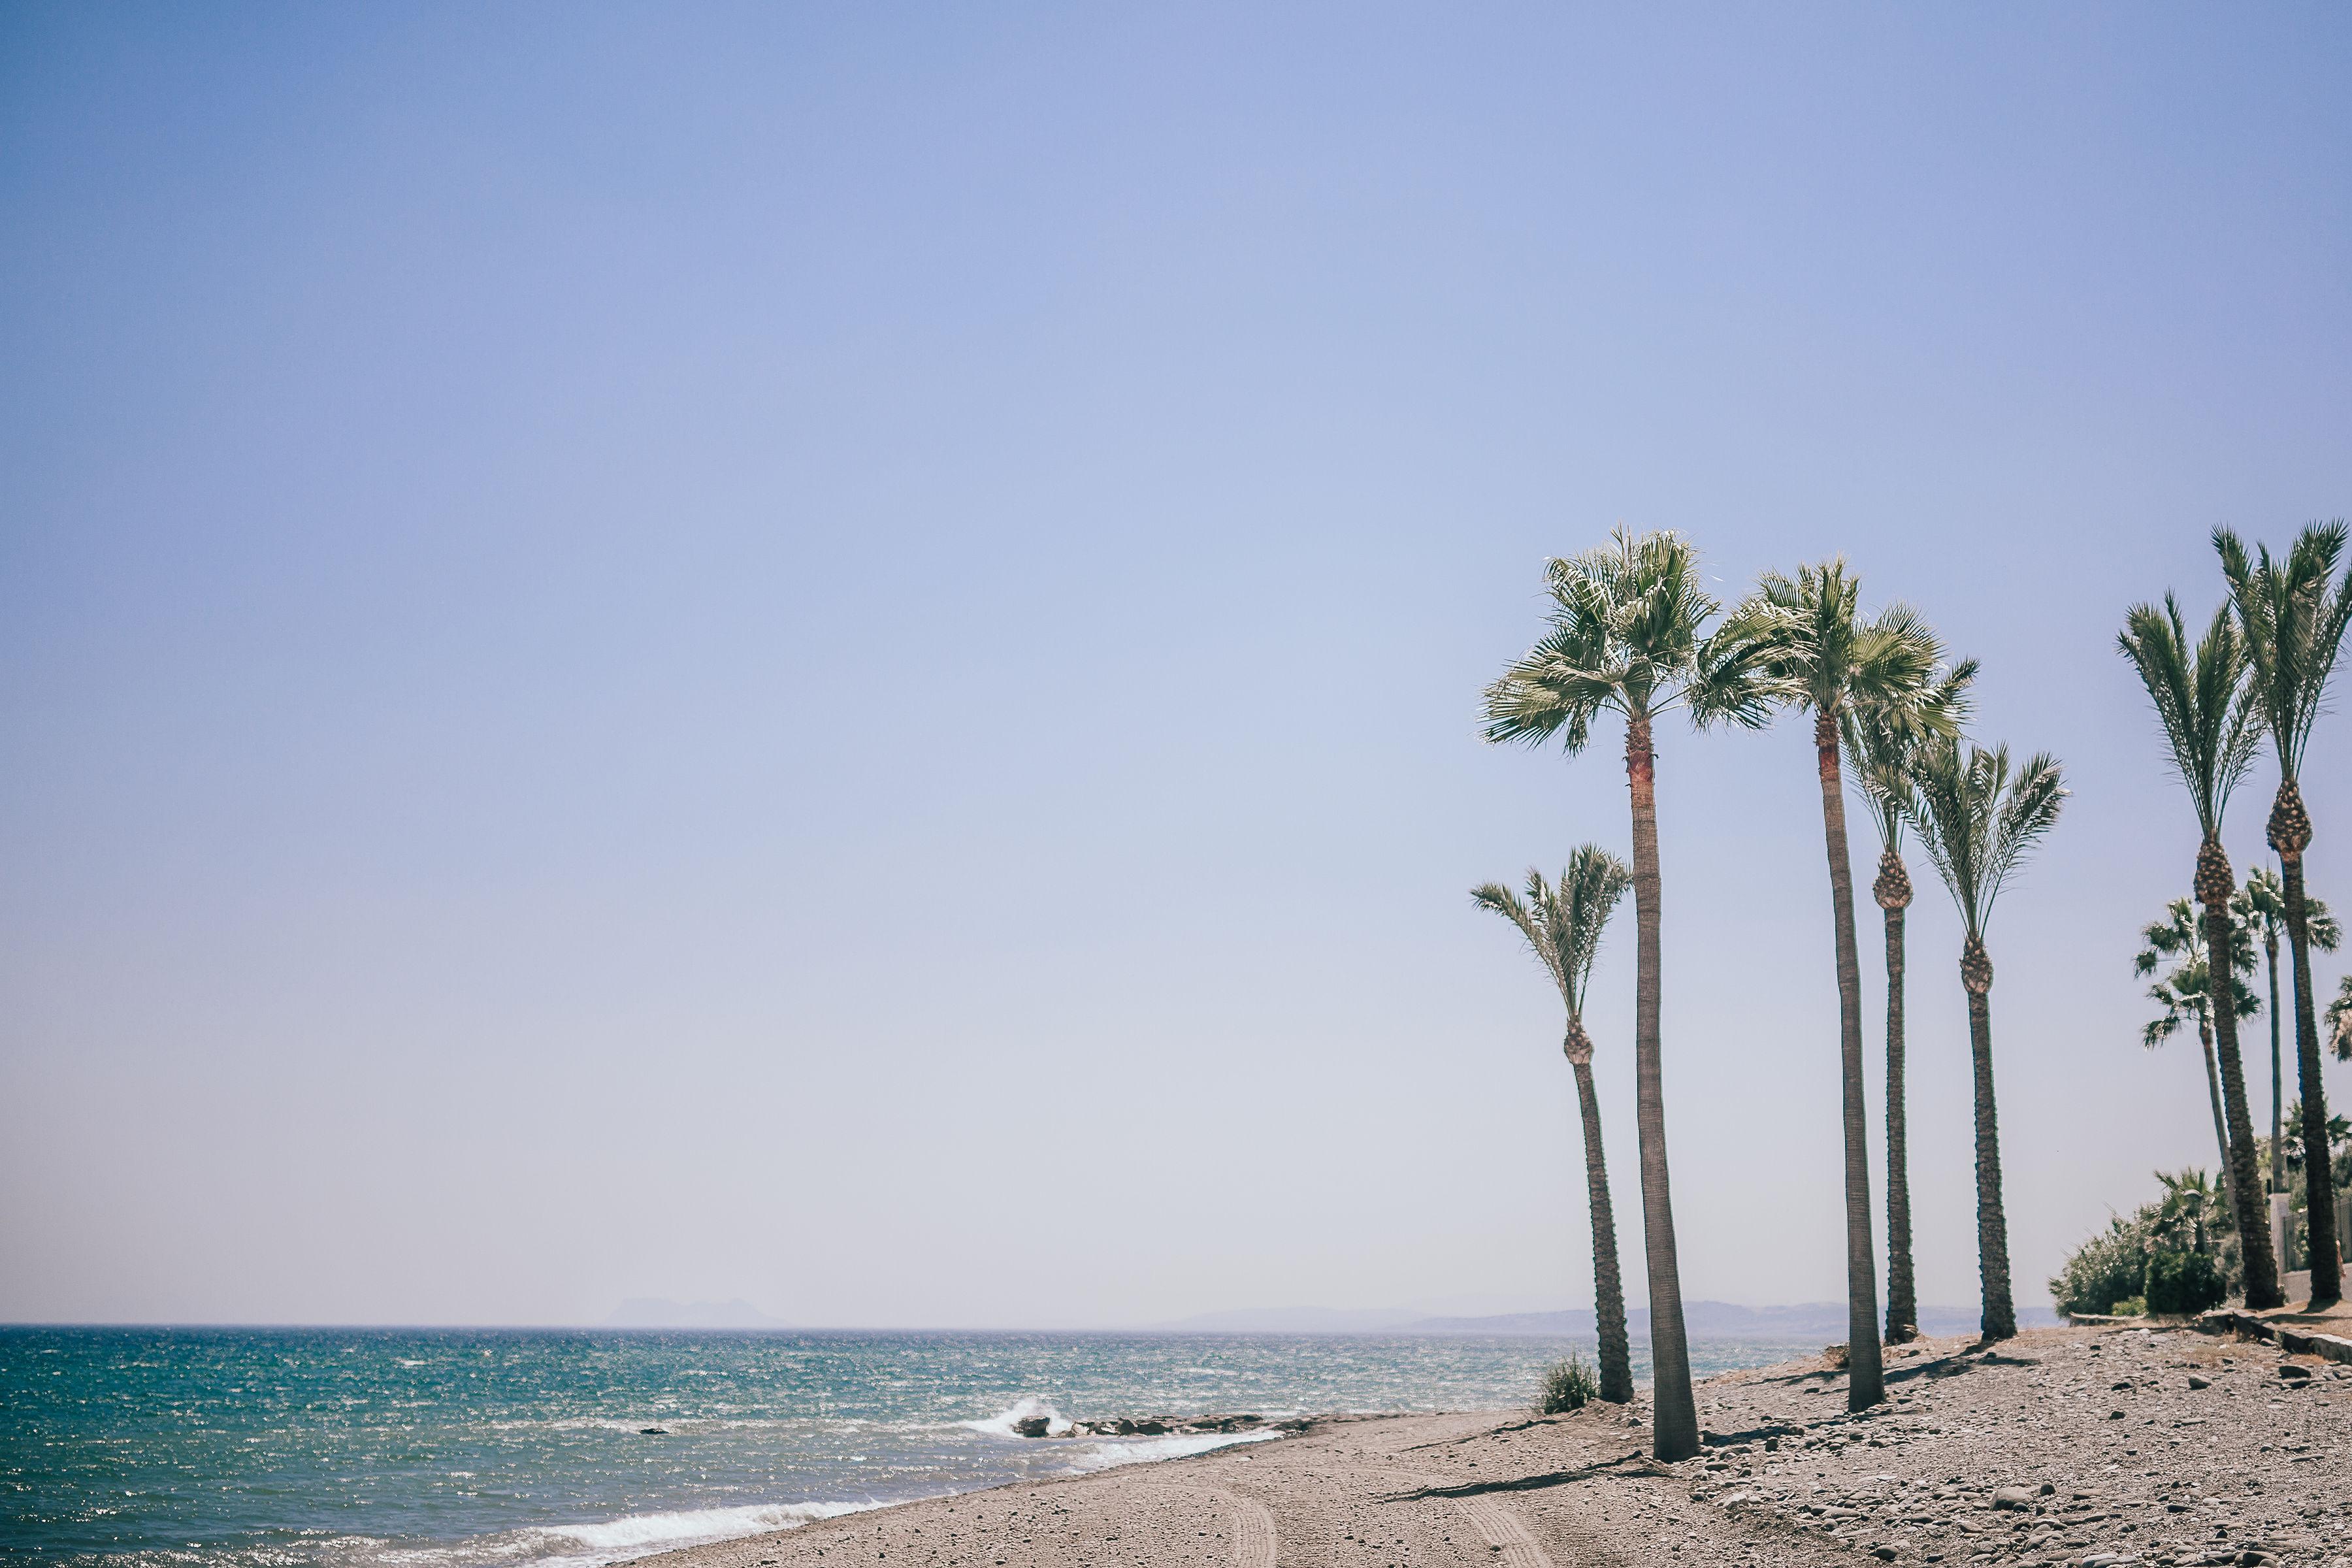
638,1327 -> 2350,1568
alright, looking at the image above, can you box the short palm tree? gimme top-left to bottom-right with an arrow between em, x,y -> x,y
2331,975 -> 2352,1062
2218,521 -> 2352,1304
2153,1167 -> 2226,1258
1901,738 -> 2066,1342
2137,896 -> 2262,1221
1482,528 -> 1775,1461
1731,563 -> 1964,1407
2234,871 -> 2340,1198
1473,847 -> 1637,1403
2117,595 -> 2280,1307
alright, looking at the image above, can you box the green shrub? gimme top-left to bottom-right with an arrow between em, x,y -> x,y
1537,1354 -> 1600,1414
2144,1247 -> 2225,1315
2108,1295 -> 2148,1318
2050,1213 -> 2152,1317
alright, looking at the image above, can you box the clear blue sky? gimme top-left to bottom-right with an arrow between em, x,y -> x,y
3,3 -> 2348,1326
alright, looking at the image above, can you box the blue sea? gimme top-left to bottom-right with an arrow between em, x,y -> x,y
1,1328 -> 1820,1568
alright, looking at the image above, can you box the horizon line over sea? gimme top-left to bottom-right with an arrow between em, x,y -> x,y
4,1298 -> 2061,1334
7,1323 -> 1842,1568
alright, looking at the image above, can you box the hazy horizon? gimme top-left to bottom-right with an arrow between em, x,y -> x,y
5,5 -> 2350,1330
5,1292 -> 2061,1331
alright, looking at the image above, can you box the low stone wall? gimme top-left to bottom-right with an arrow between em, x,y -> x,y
2195,1306 -> 2352,1365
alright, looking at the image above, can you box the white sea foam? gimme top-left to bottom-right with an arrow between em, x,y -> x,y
532,1500 -> 875,1556
346,1501 -> 888,1568
1056,1428 -> 1282,1475
961,1397 -> 1070,1437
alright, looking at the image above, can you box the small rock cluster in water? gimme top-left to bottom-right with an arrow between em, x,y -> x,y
1011,1411 -> 1310,1439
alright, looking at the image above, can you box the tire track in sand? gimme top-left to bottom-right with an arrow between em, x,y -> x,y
1376,1465 -> 1561,1568
1223,1490 -> 1275,1568
1448,1494 -> 1558,1568
1134,1484 -> 1274,1568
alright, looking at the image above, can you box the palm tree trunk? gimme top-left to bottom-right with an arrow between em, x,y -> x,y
2266,934 -> 2283,1195
2198,1015 -> 2236,1224
1569,1048 -> 1634,1403
1959,939 -> 2014,1340
1624,710 -> 1698,1462
2201,838 -> 2282,1309
1879,864 -> 1917,1345
1814,715 -> 1884,1408
2279,834 -> 2342,1304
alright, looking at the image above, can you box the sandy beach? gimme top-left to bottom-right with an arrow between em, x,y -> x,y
644,1325 -> 2350,1568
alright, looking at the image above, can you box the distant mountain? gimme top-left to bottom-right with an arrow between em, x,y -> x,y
606,1298 -> 790,1328
1153,1305 -> 1430,1333
1160,1301 -> 2059,1337
1405,1301 -> 2061,1337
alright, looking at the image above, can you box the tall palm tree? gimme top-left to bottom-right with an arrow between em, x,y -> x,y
2234,871 -> 2340,1198
2117,595 -> 2280,1307
1732,564 -> 1962,1407
1843,663 -> 1977,1347
2136,896 -> 2262,1222
1473,848 -> 1638,1403
1901,738 -> 2066,1342
2218,521 -> 2352,1304
1482,529 -> 1775,1462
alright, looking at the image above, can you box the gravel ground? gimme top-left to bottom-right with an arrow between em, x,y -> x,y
640,1325 -> 2350,1568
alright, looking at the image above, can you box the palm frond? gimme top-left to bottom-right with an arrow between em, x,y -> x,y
2330,975 -> 2352,1061
2116,594 -> 2255,838
2134,898 -> 2261,1036
1484,529 -> 1752,751
2218,520 -> 2352,777
1472,845 -> 1633,1017
1840,644 -> 1976,853
1980,749 -> 2066,908
1732,560 -> 1959,761
1685,612 -> 1783,732
2141,981 -> 2186,1051
1471,880 -> 1571,1002
1552,845 -> 1634,1013
2311,897 -> 2344,951
1900,737 -> 2066,939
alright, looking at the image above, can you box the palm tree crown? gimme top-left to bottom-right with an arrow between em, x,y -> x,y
2142,961 -> 2259,1049
2115,595 -> 2261,855
2236,870 -> 2342,956
1843,661 -> 1979,867
1737,561 -> 1971,730
1901,741 -> 2068,941
2137,896 -> 2258,983
1482,529 -> 1775,747
1471,848 -> 1633,1026
2135,898 -> 2260,1046
2216,521 -> 2352,800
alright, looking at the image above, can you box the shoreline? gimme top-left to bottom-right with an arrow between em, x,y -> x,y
638,1326 -> 2349,1567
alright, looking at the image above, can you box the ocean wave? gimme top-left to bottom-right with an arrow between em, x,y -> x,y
530,1500 -> 877,1556
960,1397 -> 1070,1437
293,1501 -> 887,1568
